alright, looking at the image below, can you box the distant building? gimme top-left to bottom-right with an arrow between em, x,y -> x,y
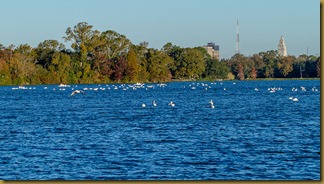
140,41 -> 149,48
203,42 -> 220,60
278,36 -> 287,57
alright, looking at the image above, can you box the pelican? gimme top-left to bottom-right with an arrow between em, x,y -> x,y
209,100 -> 215,108
292,98 -> 298,102
152,100 -> 157,107
169,101 -> 175,107
142,103 -> 146,107
70,90 -> 85,96
301,86 -> 306,91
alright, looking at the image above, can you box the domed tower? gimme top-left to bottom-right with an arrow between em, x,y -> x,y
278,36 -> 287,57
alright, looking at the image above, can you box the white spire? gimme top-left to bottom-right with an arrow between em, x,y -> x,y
278,36 -> 287,56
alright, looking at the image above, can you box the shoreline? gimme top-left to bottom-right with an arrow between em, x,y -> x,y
0,78 -> 320,87
252,78 -> 320,81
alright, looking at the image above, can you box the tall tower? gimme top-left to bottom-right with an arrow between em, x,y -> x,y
278,36 -> 287,57
235,19 -> 240,54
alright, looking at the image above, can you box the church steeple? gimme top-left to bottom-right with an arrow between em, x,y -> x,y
278,36 -> 287,56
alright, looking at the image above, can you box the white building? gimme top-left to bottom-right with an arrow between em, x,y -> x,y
278,36 -> 287,57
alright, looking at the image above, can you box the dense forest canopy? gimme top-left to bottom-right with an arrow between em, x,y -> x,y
0,22 -> 320,85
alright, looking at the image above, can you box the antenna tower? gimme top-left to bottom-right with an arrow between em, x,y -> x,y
235,19 -> 240,54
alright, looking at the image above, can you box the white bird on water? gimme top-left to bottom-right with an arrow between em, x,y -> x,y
152,100 -> 157,107
142,103 -> 146,108
70,90 -> 85,96
209,100 -> 215,108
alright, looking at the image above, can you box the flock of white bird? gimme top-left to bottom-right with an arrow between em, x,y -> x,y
11,82 -> 319,108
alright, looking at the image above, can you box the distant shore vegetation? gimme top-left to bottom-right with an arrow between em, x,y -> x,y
0,22 -> 320,85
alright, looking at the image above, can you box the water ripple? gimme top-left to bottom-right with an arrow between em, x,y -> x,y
0,80 -> 320,180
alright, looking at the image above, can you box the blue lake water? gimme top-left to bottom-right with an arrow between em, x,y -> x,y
0,80 -> 320,180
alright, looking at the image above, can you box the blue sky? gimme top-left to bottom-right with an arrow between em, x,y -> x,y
0,0 -> 319,59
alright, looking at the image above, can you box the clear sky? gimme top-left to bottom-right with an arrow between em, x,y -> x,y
0,0 -> 320,59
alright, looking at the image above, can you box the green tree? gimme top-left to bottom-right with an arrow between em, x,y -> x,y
251,54 -> 265,77
94,30 -> 132,60
261,50 -> 278,78
162,43 -> 182,77
289,55 -> 307,78
0,46 -> 13,84
226,53 -> 248,77
132,45 -> 149,82
63,22 -> 98,68
91,29 -> 132,82
125,48 -> 139,82
204,58 -> 229,80
35,40 -> 65,68
277,56 -> 293,77
174,48 -> 206,79
0,59 -> 12,85
316,57 -> 320,77
11,44 -> 37,84
146,49 -> 174,82
63,22 -> 96,52
51,52 -> 72,84
304,58 -> 317,77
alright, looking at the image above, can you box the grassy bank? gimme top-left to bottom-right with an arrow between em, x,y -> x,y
252,77 -> 320,81
1,77 -> 320,87
172,77 -> 320,83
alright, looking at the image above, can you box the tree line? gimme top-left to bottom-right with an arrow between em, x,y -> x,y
0,22 -> 320,85
225,51 -> 320,80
